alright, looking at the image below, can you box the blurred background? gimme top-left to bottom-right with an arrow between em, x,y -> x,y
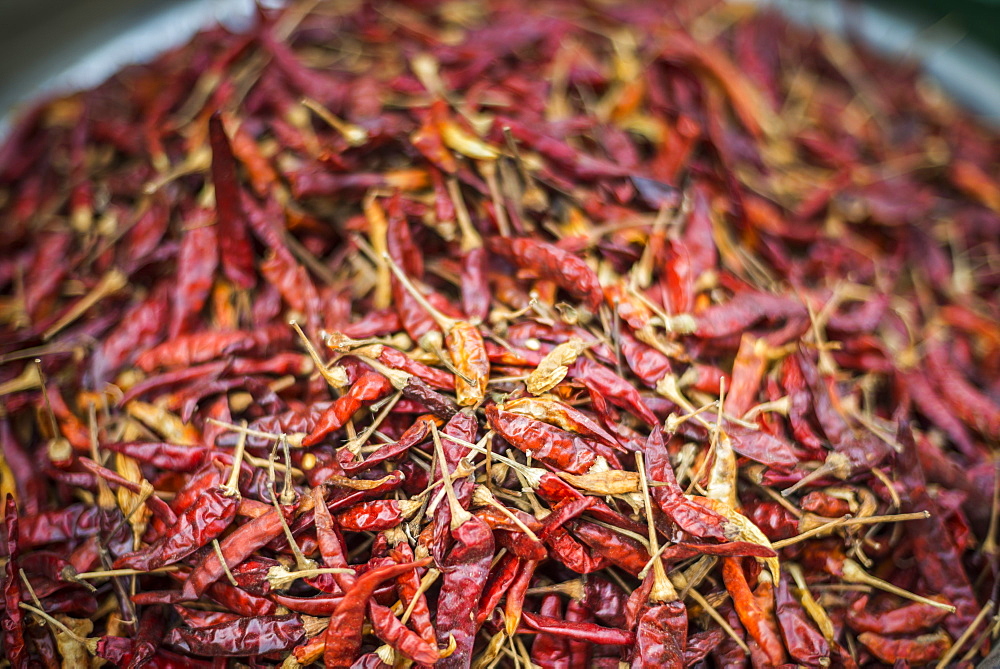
1,0 -> 1000,121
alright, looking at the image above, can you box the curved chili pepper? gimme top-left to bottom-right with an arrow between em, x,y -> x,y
630,600 -> 687,668
485,402 -> 599,474
521,611 -> 634,645
401,376 -> 460,420
304,372 -> 393,445
376,346 -> 455,390
208,112 -> 256,290
2,495 -> 28,668
721,558 -> 786,666
182,502 -> 297,599
571,357 -> 658,425
115,487 -> 238,571
486,236 -> 604,311
775,572 -> 829,666
339,415 -> 436,475
323,559 -> 431,668
857,630 -> 951,665
644,428 -> 729,540
367,601 -> 439,665
168,613 -> 303,656
435,516 -> 494,668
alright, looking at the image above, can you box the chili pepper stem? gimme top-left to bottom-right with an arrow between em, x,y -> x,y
267,438 -> 313,572
524,580 -> 586,600
418,332 -> 476,385
75,565 -> 182,579
479,160 -> 511,238
472,486 -> 541,544
42,269 -> 127,341
19,602 -> 98,654
771,511 -> 930,549
348,353 -> 411,390
212,538 -> 239,587
686,586 -> 751,654
430,422 -> 473,529
448,177 -> 482,252
345,390 -> 402,455
840,559 -> 956,612
0,363 -> 41,396
636,450 -> 677,602
221,425 -> 248,497
266,565 -> 356,590
382,252 -> 457,332
399,568 -> 440,625
780,452 -> 852,497
206,417 -> 306,449
291,320 -> 349,391
302,98 -> 368,146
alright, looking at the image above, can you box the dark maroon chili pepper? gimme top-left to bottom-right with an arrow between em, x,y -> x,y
115,486 -> 237,570
18,505 -> 103,549
485,402 -> 599,474
167,614 -> 304,656
530,594 -> 571,668
774,571 -> 829,665
401,376 -> 459,420
208,112 -> 256,291
78,457 -> 177,525
895,421 -> 980,638
339,415 -> 436,475
435,516 -> 494,669
630,599 -> 687,668
170,211 -> 218,340
520,611 -> 634,645
182,502 -> 296,600
2,495 -> 29,669
845,594 -> 951,635
323,559 -> 431,668
486,236 -> 604,311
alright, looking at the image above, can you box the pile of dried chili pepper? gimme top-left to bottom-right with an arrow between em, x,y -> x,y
1,0 -> 999,666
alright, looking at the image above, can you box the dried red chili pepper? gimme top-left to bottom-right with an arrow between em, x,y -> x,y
323,559 -> 431,668
167,613 -> 304,656
114,486 -> 237,571
485,402 -> 599,474
1,0 -> 998,666
207,113 -> 256,290
2,495 -> 29,668
721,558 -> 787,666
